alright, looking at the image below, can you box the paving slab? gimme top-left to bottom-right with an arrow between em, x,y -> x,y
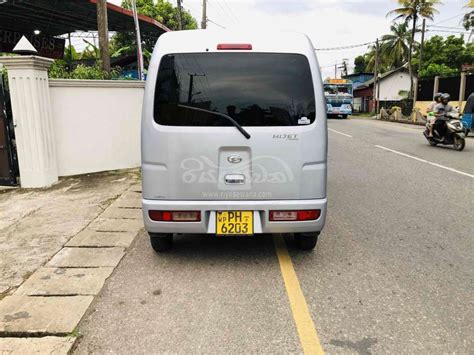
88,218 -> 143,233
0,170 -> 138,292
0,336 -> 75,354
47,248 -> 125,268
0,295 -> 93,335
111,192 -> 142,208
66,230 -> 137,248
15,267 -> 114,296
127,183 -> 142,192
99,206 -> 143,220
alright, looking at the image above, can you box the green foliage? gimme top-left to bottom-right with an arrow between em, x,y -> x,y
64,45 -> 81,63
413,35 -> 474,77
386,1 -> 442,98
463,10 -> 473,31
49,60 -> 70,79
380,22 -> 412,69
418,63 -> 459,78
112,0 -> 198,62
80,40 -> 100,59
122,0 -> 198,31
386,0 -> 441,23
48,61 -> 120,80
354,55 -> 367,74
0,66 -> 8,89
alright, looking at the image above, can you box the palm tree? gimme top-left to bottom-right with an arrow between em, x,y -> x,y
381,22 -> 412,69
387,0 -> 442,99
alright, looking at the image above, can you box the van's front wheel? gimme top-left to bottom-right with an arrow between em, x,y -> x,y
149,233 -> 173,252
294,232 -> 319,250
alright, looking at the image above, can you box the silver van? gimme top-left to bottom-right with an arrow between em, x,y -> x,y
141,30 -> 327,252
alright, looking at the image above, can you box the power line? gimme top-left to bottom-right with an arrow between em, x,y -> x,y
429,25 -> 466,30
220,0 -> 239,24
207,18 -> 226,29
315,41 -> 375,51
208,0 -> 236,25
427,29 -> 471,34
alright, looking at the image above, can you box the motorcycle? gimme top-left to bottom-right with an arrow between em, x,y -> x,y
423,110 -> 466,151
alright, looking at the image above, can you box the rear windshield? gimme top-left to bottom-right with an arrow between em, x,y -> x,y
154,53 -> 316,127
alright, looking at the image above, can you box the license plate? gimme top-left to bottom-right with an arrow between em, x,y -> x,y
216,211 -> 253,236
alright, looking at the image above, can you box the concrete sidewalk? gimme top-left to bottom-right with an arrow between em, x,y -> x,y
0,170 -> 143,354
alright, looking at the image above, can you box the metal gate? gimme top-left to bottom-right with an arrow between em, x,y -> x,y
0,73 -> 19,186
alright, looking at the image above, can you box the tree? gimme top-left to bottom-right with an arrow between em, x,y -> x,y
354,55 -> 366,73
380,22 -> 412,69
418,63 -> 458,77
463,10 -> 473,30
112,0 -> 198,63
387,0 -> 441,98
412,35 -> 474,77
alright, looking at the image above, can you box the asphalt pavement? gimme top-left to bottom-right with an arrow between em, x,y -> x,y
74,118 -> 473,354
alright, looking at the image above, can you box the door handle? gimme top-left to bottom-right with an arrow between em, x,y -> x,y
225,174 -> 245,185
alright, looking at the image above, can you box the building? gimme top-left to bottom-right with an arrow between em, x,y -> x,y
342,72 -> 374,89
353,67 -> 412,113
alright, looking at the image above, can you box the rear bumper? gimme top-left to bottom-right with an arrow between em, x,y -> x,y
142,199 -> 327,234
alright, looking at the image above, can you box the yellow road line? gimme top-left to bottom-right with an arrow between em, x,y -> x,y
273,234 -> 324,355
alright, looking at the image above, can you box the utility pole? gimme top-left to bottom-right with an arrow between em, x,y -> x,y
67,32 -> 73,73
187,73 -> 205,103
131,0 -> 145,80
373,38 -> 380,116
177,0 -> 183,30
96,0 -> 111,77
201,0 -> 207,29
418,19 -> 426,76
334,62 -> 337,78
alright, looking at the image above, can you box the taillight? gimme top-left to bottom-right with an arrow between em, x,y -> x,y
217,43 -> 252,50
269,210 -> 320,222
149,211 -> 201,222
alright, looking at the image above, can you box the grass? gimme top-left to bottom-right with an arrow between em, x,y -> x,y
352,112 -> 376,118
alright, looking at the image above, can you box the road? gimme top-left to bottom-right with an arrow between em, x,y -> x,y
74,118 -> 473,354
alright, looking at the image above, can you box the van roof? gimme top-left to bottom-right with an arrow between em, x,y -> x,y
155,30 -> 316,55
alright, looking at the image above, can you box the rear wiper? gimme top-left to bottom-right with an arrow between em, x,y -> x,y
178,104 -> 251,139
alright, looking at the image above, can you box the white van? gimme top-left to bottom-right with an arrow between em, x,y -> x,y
141,30 -> 327,252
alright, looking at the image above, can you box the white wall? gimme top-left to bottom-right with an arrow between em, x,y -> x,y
49,80 -> 144,176
379,71 -> 411,101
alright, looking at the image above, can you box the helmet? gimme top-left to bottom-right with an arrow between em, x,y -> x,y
441,93 -> 450,101
434,92 -> 443,100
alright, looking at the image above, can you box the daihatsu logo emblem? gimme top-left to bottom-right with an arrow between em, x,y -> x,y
227,155 -> 242,164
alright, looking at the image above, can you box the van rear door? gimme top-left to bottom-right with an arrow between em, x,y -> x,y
142,52 -> 326,201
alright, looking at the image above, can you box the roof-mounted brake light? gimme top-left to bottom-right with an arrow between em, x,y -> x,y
217,43 -> 252,50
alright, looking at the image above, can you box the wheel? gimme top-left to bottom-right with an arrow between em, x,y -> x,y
429,140 -> 438,146
149,233 -> 173,252
294,232 -> 319,251
341,115 -> 347,119
453,136 -> 465,151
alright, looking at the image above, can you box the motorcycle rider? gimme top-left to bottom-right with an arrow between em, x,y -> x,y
433,93 -> 453,141
426,92 -> 443,137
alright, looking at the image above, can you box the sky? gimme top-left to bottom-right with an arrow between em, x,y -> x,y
108,0 -> 471,78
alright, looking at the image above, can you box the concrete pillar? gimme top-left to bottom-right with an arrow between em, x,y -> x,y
412,77 -> 418,123
0,56 -> 58,188
433,76 -> 439,96
459,72 -> 466,109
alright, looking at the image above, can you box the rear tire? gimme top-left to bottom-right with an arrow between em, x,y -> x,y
429,140 -> 438,146
294,232 -> 319,251
149,233 -> 173,253
453,136 -> 465,151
